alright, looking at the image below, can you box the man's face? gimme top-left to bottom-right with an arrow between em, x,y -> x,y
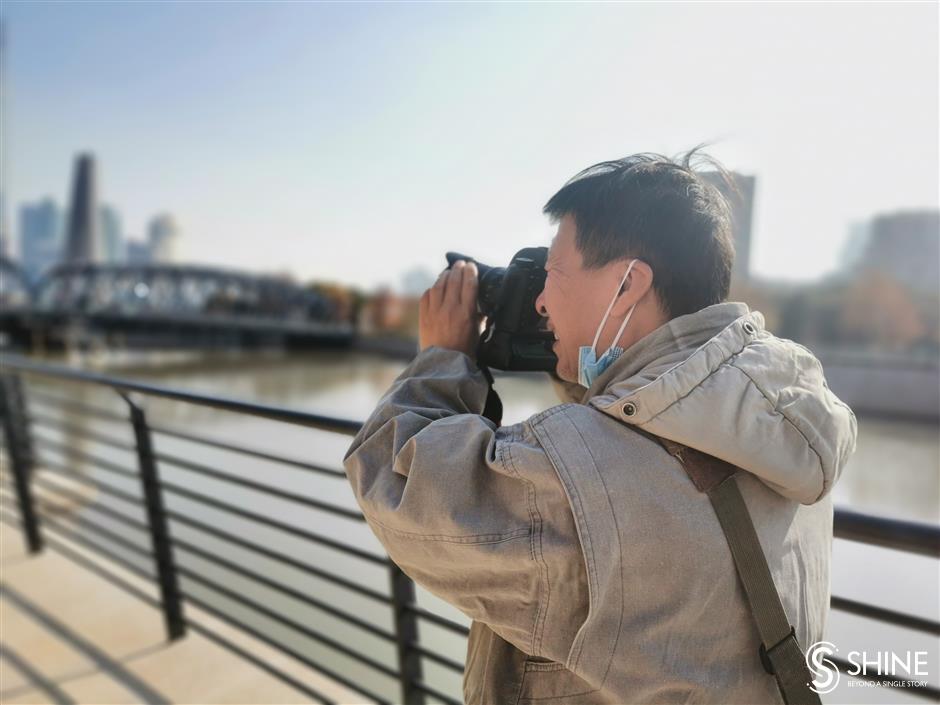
534,215 -> 625,384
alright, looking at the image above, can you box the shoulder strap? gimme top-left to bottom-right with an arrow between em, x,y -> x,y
637,429 -> 822,705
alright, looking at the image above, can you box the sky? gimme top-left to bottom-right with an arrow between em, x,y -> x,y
2,1 -> 938,291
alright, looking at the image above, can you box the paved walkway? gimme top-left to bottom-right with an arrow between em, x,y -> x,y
0,518 -> 366,704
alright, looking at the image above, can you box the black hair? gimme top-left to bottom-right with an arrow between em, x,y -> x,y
543,147 -> 736,319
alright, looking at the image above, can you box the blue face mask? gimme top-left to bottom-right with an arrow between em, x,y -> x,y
578,259 -> 639,388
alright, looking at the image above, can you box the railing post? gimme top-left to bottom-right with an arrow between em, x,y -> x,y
0,373 -> 42,553
122,394 -> 186,641
389,562 -> 425,705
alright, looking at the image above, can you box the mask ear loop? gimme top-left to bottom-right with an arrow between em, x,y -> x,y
590,259 -> 639,354
609,301 -> 638,353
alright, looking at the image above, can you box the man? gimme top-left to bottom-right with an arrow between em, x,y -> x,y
343,152 -> 857,704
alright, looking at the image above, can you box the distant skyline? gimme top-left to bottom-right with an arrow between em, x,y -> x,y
2,2 -> 937,291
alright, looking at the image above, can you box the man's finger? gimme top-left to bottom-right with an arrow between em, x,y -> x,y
461,261 -> 477,308
444,260 -> 465,304
429,268 -> 448,309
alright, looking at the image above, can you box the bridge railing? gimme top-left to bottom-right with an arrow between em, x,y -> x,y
0,355 -> 937,704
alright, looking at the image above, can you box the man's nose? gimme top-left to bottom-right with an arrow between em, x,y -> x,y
534,289 -> 548,317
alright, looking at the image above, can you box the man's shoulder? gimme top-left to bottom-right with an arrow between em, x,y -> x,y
526,401 -> 583,427
525,401 -> 640,441
521,402 -> 665,477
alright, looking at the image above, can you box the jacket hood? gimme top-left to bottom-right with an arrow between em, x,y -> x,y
585,302 -> 858,504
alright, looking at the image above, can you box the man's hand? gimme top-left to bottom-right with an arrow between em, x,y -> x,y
419,260 -> 484,358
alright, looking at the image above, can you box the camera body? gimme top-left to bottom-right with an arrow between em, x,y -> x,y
446,247 -> 557,372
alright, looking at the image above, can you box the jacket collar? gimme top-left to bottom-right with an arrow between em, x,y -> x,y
581,301 -> 753,403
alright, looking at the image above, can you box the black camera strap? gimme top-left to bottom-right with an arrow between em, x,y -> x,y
478,363 -> 503,427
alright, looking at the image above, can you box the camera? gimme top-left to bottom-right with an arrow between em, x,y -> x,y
445,247 -> 557,372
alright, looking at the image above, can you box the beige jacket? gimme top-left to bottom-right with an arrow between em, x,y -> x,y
343,301 -> 858,704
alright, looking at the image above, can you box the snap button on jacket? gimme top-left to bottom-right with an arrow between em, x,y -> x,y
343,302 -> 858,704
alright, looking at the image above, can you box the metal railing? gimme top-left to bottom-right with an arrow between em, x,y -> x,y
0,355 -> 938,704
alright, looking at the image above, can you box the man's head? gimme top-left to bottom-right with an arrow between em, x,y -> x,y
534,149 -> 736,384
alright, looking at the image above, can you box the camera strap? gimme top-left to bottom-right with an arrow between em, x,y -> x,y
634,427 -> 822,705
478,363 -> 503,427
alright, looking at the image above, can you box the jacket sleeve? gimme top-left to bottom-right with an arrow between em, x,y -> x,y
342,346 -> 587,661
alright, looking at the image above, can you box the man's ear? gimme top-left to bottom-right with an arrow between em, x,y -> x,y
611,259 -> 654,316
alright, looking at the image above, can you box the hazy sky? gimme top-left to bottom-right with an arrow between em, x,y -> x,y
3,1 -> 937,291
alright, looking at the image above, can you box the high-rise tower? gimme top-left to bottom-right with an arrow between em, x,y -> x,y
0,21 -> 11,259
64,153 -> 100,262
19,198 -> 62,281
702,171 -> 755,283
147,213 -> 179,263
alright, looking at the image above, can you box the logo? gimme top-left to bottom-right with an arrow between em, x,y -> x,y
805,641 -> 931,695
806,641 -> 840,694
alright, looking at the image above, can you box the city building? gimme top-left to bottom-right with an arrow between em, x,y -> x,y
840,221 -> 871,273
400,266 -> 436,296
63,153 -> 100,263
0,193 -> 10,259
100,204 -> 125,263
848,210 -> 939,296
147,213 -> 179,263
126,238 -> 151,264
702,171 -> 756,283
18,197 -> 62,282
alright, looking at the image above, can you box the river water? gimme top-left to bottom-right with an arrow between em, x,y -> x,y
10,349 -> 939,703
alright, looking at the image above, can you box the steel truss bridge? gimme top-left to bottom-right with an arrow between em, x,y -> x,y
0,262 -> 354,350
